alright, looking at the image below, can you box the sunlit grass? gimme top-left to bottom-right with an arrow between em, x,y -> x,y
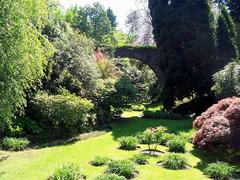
0,111 -> 211,180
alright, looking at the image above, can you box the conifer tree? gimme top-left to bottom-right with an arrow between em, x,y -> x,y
216,6 -> 238,67
149,0 -> 217,110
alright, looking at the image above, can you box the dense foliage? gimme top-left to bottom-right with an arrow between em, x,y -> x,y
212,61 -> 240,98
106,160 -> 137,179
160,153 -> 187,170
90,156 -> 110,166
118,136 -> 138,150
49,164 -> 84,180
29,93 -> 94,136
204,162 -> 238,180
0,0 -> 54,133
1,137 -> 30,151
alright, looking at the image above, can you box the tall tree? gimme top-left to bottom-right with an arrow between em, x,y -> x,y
67,3 -> 113,44
0,0 -> 54,132
228,0 -> 240,23
107,8 -> 117,28
148,0 -> 217,110
216,5 -> 239,66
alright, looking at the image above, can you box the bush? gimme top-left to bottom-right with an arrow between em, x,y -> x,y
204,162 -> 238,180
143,126 -> 167,151
90,156 -> 110,166
106,160 -> 137,179
160,153 -> 187,170
159,133 -> 176,146
118,136 -> 138,150
1,137 -> 30,151
131,154 -> 149,165
135,132 -> 148,144
95,173 -> 126,180
212,61 -> 240,99
49,164 -> 84,180
143,110 -> 183,120
167,138 -> 186,153
29,93 -> 94,136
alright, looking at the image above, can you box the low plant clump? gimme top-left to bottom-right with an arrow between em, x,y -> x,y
106,160 -> 138,179
118,136 -> 138,150
1,137 -> 30,151
203,161 -> 238,180
95,173 -> 126,180
167,137 -> 186,153
159,133 -> 176,146
90,156 -> 111,166
159,153 -> 187,170
143,110 -> 183,120
131,154 -> 149,165
49,163 -> 85,180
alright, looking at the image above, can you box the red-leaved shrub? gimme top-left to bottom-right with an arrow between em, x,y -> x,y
193,97 -> 240,149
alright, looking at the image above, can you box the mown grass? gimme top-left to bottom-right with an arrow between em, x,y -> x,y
0,111 -> 212,180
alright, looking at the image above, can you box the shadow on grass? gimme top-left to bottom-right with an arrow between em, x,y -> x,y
191,147 -> 219,172
111,116 -> 193,140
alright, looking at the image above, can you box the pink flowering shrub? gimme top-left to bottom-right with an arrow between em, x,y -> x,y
193,97 -> 240,149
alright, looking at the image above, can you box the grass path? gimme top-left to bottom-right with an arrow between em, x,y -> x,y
0,111 -> 211,180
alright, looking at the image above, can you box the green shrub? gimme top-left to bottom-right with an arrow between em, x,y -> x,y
29,93 -> 94,135
143,126 -> 167,151
143,110 -> 183,120
135,132 -> 148,144
90,156 -> 110,166
106,160 -> 137,179
167,138 -> 186,153
160,153 -> 187,170
95,173 -> 126,180
118,136 -> 138,150
159,133 -> 176,146
49,164 -> 85,180
131,154 -> 149,165
1,137 -> 30,151
204,162 -> 238,180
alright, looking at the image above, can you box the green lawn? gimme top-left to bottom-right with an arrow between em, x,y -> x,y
0,111 -> 214,180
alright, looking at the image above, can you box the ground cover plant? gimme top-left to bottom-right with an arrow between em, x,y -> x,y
131,154 -> 149,165
90,156 -> 111,166
1,137 -> 30,151
95,173 -> 126,180
118,136 -> 138,150
49,164 -> 85,180
159,153 -> 188,170
203,161 -> 238,180
167,138 -> 186,153
105,160 -> 138,179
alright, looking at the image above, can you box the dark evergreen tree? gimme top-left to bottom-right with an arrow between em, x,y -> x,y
216,6 -> 239,67
148,0 -> 217,110
107,8 -> 117,28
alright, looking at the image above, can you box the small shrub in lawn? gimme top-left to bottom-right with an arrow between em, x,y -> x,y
1,137 -> 30,151
90,156 -> 110,166
167,137 -> 186,153
106,160 -> 137,179
131,154 -> 149,165
95,173 -> 126,180
118,136 -> 138,150
159,133 -> 176,146
160,153 -> 187,170
49,164 -> 85,180
204,161 -> 238,180
135,132 -> 148,144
